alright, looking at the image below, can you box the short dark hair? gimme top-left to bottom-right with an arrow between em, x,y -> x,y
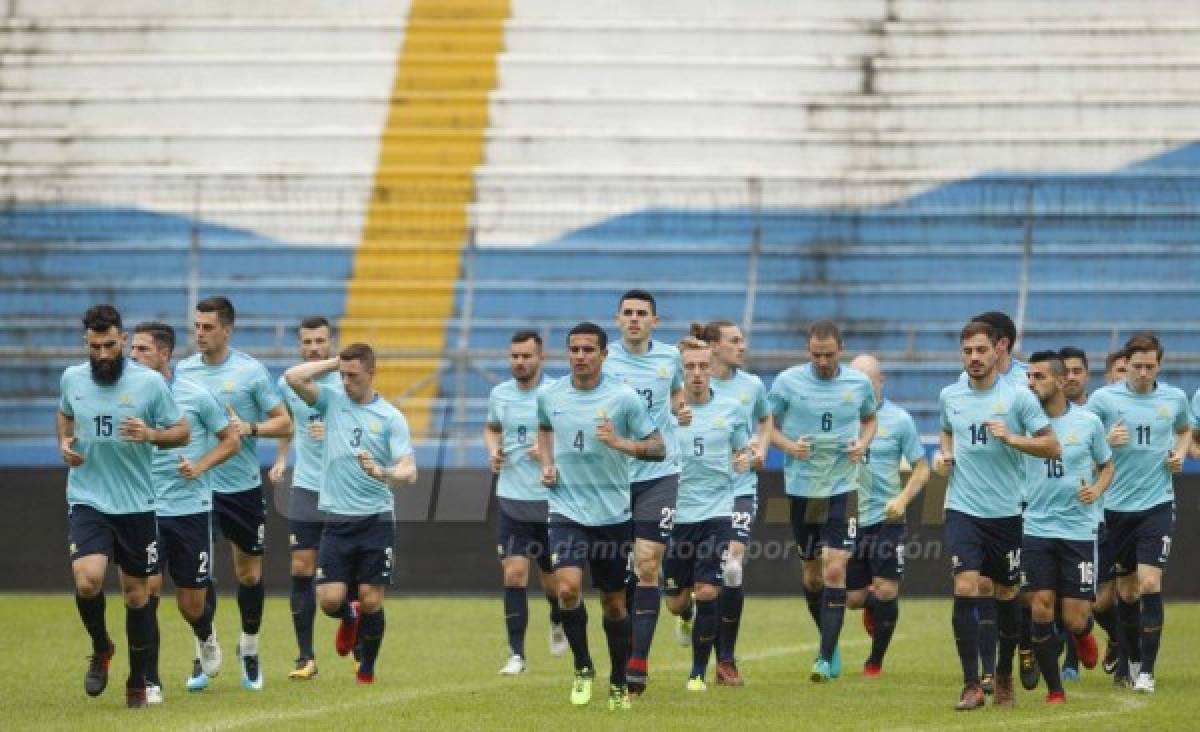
511,330 -> 543,349
960,320 -> 998,344
1105,349 -> 1128,372
1029,349 -> 1065,376
339,342 -> 376,370
82,304 -> 122,333
973,311 -> 1016,348
808,319 -> 842,346
1124,333 -> 1163,363
567,321 -> 608,350
197,295 -> 235,326
299,315 -> 332,332
1057,346 -> 1088,369
134,321 -> 176,355
617,289 -> 657,315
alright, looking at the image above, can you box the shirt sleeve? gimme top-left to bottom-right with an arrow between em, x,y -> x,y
314,383 -> 335,415
202,389 -> 231,435
625,390 -> 657,439
859,380 -> 878,418
536,390 -> 551,429
486,389 -> 502,429
1173,392 -> 1191,432
1085,391 -> 1110,425
1015,388 -> 1050,434
731,419 -> 751,451
751,379 -> 769,422
1192,389 -> 1200,430
252,365 -> 283,413
1091,418 -> 1113,466
151,377 -> 183,428
767,377 -> 789,422
671,352 -> 683,392
58,369 -> 73,415
938,389 -> 951,433
388,411 -> 414,459
901,415 -> 926,464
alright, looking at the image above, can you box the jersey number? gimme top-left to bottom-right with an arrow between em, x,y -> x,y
693,436 -> 705,457
197,551 -> 209,575
1044,458 -> 1064,479
516,425 -> 528,445
350,427 -> 363,447
1135,425 -> 1151,445
573,430 -> 585,451
732,512 -> 753,532
821,412 -> 833,431
93,415 -> 113,437
862,447 -> 871,464
635,388 -> 653,410
1077,561 -> 1095,585
969,423 -> 989,445
659,507 -> 675,531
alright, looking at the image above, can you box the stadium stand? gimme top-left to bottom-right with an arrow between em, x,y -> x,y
2,0 -> 1199,465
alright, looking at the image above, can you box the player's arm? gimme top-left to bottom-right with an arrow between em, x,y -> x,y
56,409 -> 84,466
284,357 -> 339,406
887,457 -> 931,520
1168,425 -> 1192,474
751,414 -> 774,469
771,426 -> 811,460
537,425 -> 556,485
484,422 -> 504,474
847,411 -> 877,462
670,386 -> 692,426
988,423 -> 1061,459
269,432 -> 292,483
596,422 -> 666,461
358,451 -> 418,487
1191,426 -> 1200,461
1078,459 -> 1115,504
120,414 -> 190,448
933,429 -> 954,476
181,423 -> 240,481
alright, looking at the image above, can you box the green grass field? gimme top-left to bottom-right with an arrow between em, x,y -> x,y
3,594 -> 1198,730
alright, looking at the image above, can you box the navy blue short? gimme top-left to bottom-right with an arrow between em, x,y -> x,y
548,517 -> 632,593
213,485 -> 266,556
847,521 -> 906,590
944,510 -> 1022,586
730,495 -> 757,544
497,497 -> 552,574
158,512 -> 213,589
789,493 -> 856,560
68,504 -> 159,577
1096,521 -> 1114,584
1105,502 -> 1175,576
288,486 -> 325,552
665,519 -> 729,595
1022,535 -> 1097,599
316,512 -> 395,586
631,473 -> 679,544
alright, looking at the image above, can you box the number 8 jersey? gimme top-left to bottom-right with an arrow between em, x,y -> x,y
486,376 -> 546,501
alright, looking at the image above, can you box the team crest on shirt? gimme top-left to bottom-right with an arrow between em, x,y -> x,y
991,401 -> 1008,415
842,390 -> 856,402
118,393 -> 133,407
878,427 -> 890,438
714,416 -> 727,428
595,407 -> 608,419
1066,431 -> 1080,445
1156,405 -> 1171,418
738,390 -> 750,404
368,419 -> 382,434
657,365 -> 670,378
222,380 -> 235,392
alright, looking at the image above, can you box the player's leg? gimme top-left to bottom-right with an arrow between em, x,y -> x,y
856,523 -> 903,675
143,572 -> 164,702
945,510 -> 987,710
812,494 -> 854,682
715,495 -> 754,685
69,506 -> 117,697
1024,535 -> 1063,701
976,577 -> 998,688
685,523 -> 727,690
549,521 -> 595,704
595,523 -> 633,710
353,577 -> 388,686
499,555 -> 532,674
287,486 -> 322,680
1092,522 -> 1120,673
984,517 -> 1023,707
790,497 -> 824,631
626,475 -> 677,694
111,510 -> 160,709
1131,504 -> 1172,692
1108,510 -> 1143,686
533,520 -> 565,656
316,522 -> 359,659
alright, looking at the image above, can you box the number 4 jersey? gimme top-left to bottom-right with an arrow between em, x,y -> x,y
1022,404 -> 1111,541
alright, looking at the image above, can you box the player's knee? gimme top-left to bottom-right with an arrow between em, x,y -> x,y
235,566 -> 261,586
1030,598 -> 1055,624
801,563 -> 823,592
952,576 -> 977,597
178,592 -> 204,622
1138,574 -> 1161,596
663,592 -> 688,616
722,555 -> 743,588
557,583 -> 582,610
872,582 -> 898,602
1116,575 -> 1139,603
599,593 -> 626,620
122,582 -> 149,609
634,556 -> 660,584
290,555 -> 314,578
502,566 -> 528,588
846,590 -> 867,609
822,564 -> 847,588
694,583 -> 719,603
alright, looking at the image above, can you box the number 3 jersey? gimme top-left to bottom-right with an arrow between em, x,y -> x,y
1086,380 -> 1192,513
603,339 -> 683,482
939,375 -> 1049,519
313,384 -> 413,516
674,395 -> 749,523
536,374 -> 656,526
59,358 -> 183,515
1022,404 -> 1111,541
486,376 -> 546,502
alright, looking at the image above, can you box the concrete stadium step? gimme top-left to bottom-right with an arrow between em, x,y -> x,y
4,0 -> 415,17
876,55 -> 1200,94
892,0 -> 1200,21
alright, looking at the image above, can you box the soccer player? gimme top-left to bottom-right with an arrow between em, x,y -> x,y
602,289 -> 683,694
177,296 -> 293,690
936,320 -> 1060,710
769,320 -> 877,683
1105,349 -> 1130,385
1096,346 -> 1130,678
58,305 -> 189,708
269,316 -> 341,680
285,343 -> 417,685
845,354 -> 930,677
691,320 -> 772,686
484,330 -> 566,675
537,322 -> 665,710
662,336 -> 750,692
1085,333 -> 1192,693
1022,351 -> 1113,704
130,322 -> 240,702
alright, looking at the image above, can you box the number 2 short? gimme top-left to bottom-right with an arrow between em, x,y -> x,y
158,512 -> 213,589
631,473 -> 679,544
68,503 -> 159,577
944,509 -> 1022,586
